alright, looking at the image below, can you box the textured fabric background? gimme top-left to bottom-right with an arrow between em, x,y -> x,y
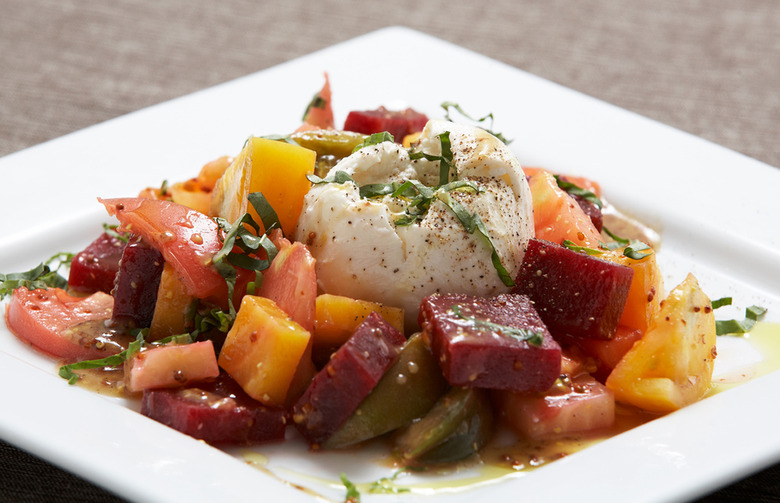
1,1 -> 778,502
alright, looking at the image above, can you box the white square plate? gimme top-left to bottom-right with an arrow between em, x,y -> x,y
2,27 -> 779,502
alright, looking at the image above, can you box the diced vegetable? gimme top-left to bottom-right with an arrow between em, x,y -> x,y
68,232 -> 126,294
110,235 -> 164,328
290,129 -> 366,159
99,197 -> 228,305
574,325 -> 644,380
527,169 -> 602,247
218,295 -> 312,407
292,312 -> 406,448
601,246 -> 664,333
419,293 -> 562,392
512,239 -> 633,340
606,274 -> 717,413
258,240 -> 317,333
148,263 -> 196,341
209,137 -> 316,236
393,387 -> 493,465
498,373 -> 615,440
313,293 -> 405,357
300,73 -> 335,130
343,107 -> 428,143
125,340 -> 220,392
5,288 -> 119,360
141,371 -> 287,445
324,333 -> 447,449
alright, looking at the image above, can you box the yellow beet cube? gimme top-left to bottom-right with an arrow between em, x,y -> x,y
314,294 -> 404,351
218,295 -> 312,406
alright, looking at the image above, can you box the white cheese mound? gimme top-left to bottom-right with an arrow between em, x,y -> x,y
294,120 -> 534,330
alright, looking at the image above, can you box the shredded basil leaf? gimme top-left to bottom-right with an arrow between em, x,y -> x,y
59,330 -> 148,385
715,302 -> 768,336
440,101 -> 512,144
368,468 -> 412,494
351,131 -> 395,153
340,473 -> 361,503
624,241 -> 652,260
553,175 -> 603,209
302,95 -> 327,121
408,132 -> 454,186
213,192 -> 280,318
102,223 -> 129,243
562,240 -> 604,256
711,297 -> 733,310
0,252 -> 74,300
450,304 -> 542,345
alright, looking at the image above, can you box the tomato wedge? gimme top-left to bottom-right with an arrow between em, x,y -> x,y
99,197 -> 227,304
6,287 -> 117,360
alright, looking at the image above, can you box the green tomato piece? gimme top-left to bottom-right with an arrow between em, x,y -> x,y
393,386 -> 493,465
290,130 -> 367,159
323,333 -> 448,449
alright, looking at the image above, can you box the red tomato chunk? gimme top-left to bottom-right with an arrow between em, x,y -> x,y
343,107 -> 428,142
68,232 -> 126,294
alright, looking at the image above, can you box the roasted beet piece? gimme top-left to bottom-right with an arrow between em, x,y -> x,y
571,193 -> 603,232
292,312 -> 406,448
419,293 -> 561,392
111,235 -> 164,328
68,232 -> 127,294
512,239 -> 633,340
343,107 -> 428,142
141,371 -> 287,445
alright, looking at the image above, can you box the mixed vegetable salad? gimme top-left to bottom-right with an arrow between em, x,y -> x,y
1,75 -> 750,493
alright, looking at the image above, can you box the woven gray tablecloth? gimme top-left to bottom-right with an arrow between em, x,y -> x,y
1,1 -> 778,501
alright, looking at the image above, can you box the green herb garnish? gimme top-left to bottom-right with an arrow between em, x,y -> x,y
623,241 -> 652,260
562,240 -> 604,256
553,175 -> 603,209
0,252 -> 74,300
102,223 -> 129,243
440,101 -> 512,144
713,298 -> 768,336
450,304 -> 543,345
408,131 -> 454,185
340,473 -> 361,503
351,131 -> 395,153
213,192 -> 281,318
302,95 -> 327,121
59,330 -> 147,385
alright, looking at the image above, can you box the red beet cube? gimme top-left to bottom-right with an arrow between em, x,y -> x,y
292,312 -> 406,448
141,371 -> 287,445
68,232 -> 126,294
419,293 -> 562,392
111,235 -> 164,328
343,107 -> 428,142
512,239 -> 633,340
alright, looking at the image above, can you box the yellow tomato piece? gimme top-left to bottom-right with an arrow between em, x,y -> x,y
210,137 -> 316,235
314,294 -> 405,351
601,247 -> 664,333
606,274 -> 716,413
148,263 -> 195,341
218,295 -> 312,406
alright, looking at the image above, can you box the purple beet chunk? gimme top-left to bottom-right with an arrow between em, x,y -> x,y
571,194 -> 603,232
512,239 -> 633,340
418,293 -> 561,392
111,235 -> 164,328
68,232 -> 127,294
141,371 -> 287,445
292,311 -> 406,448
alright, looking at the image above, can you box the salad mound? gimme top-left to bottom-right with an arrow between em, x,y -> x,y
2,77 -> 718,475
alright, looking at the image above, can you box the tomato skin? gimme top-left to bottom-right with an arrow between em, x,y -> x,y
6,287 -> 116,360
527,170 -> 602,247
99,197 -> 227,304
